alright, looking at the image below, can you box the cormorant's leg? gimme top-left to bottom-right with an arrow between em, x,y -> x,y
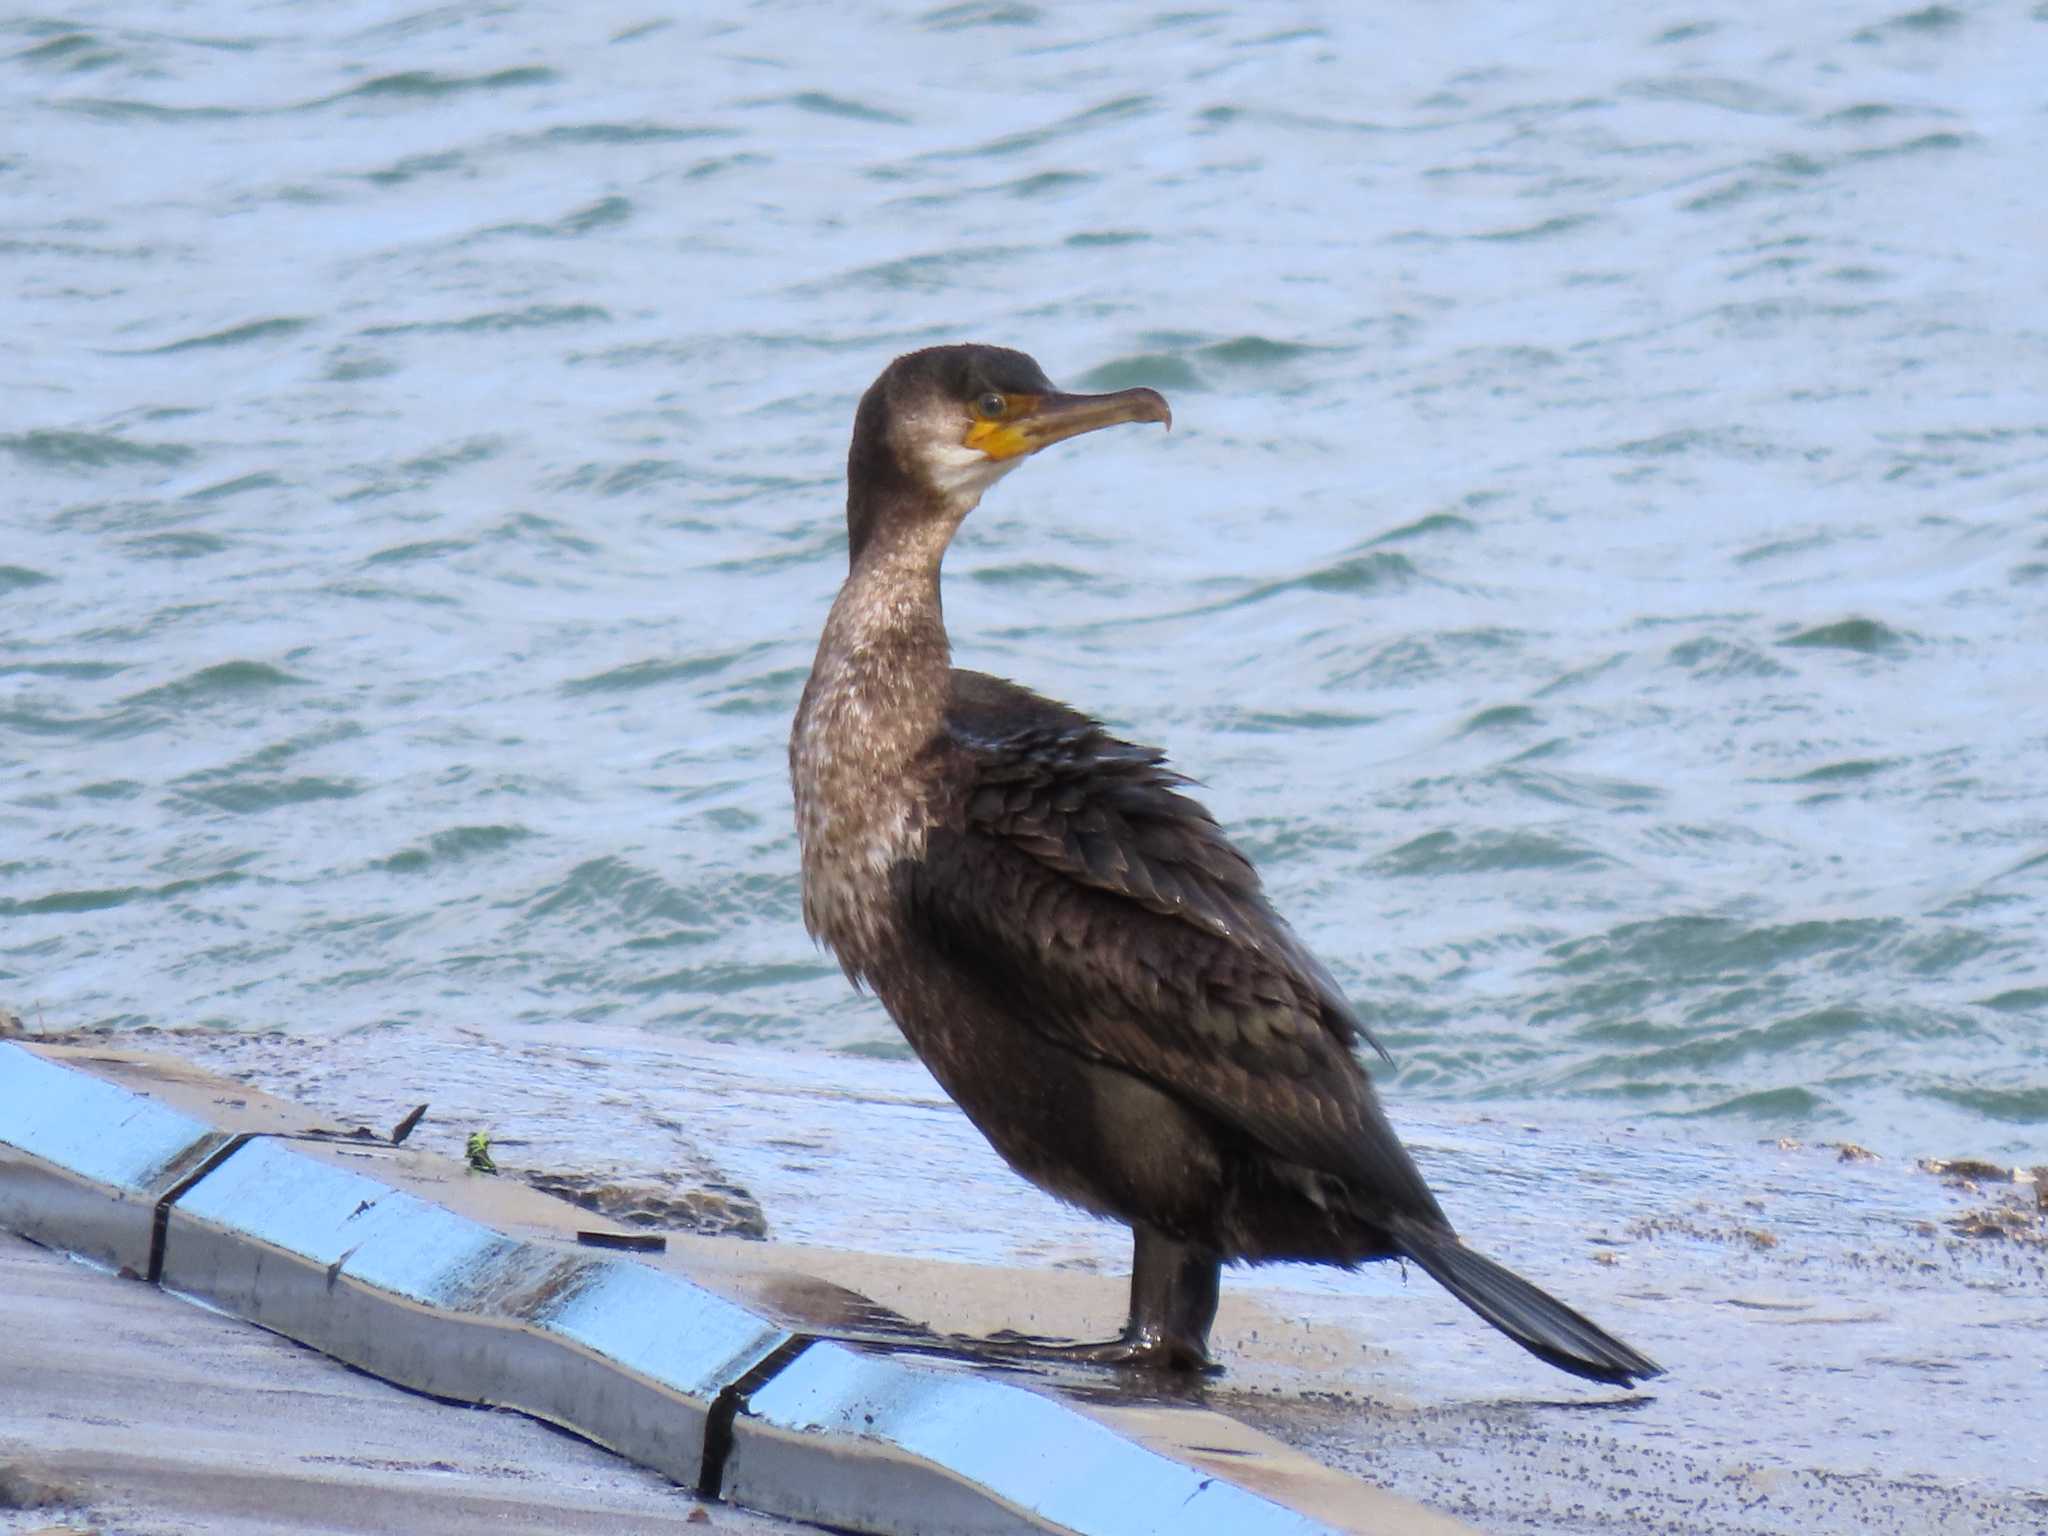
1050,1226 -> 1223,1372
1159,1234 -> 1220,1364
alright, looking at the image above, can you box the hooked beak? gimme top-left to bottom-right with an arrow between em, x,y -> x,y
964,387 -> 1173,461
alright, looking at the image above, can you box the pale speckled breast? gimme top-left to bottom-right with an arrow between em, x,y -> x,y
789,655 -> 947,975
792,532 -> 956,976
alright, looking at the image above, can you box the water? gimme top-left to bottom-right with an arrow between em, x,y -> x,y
5,1 -> 2047,1167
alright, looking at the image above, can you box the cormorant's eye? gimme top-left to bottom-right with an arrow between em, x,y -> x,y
975,392 -> 1006,420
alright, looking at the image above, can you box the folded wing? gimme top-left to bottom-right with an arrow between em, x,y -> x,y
901,670 -> 1443,1225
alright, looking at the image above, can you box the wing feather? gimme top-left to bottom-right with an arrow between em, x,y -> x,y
911,671 -> 1431,1208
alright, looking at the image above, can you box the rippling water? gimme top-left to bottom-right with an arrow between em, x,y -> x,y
4,1 -> 2045,1158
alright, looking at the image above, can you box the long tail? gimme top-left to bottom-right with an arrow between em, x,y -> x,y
1392,1220 -> 1664,1387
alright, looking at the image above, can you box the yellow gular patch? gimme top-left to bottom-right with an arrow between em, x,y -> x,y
963,419 -> 1035,460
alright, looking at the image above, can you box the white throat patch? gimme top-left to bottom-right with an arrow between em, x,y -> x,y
895,397 -> 1023,515
925,439 -> 1022,511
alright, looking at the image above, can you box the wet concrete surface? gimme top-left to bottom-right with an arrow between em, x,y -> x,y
51,1020 -> 2048,1536
5,1041 -> 1438,1535
0,1229 -> 814,1536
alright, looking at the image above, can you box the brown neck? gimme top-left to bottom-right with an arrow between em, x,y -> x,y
814,514 -> 954,710
790,507 -> 963,954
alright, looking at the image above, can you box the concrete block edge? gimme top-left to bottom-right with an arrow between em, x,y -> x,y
0,1041 -> 1353,1536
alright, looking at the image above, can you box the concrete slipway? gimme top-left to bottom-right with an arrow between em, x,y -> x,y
8,1029 -> 2043,1536
0,1040 -> 1469,1536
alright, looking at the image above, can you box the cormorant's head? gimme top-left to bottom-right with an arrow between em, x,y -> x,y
845,343 -> 1171,565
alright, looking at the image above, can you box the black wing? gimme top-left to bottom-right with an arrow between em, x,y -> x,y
906,670 -> 1438,1216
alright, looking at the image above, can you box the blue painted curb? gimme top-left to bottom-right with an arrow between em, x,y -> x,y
728,1338 -> 1338,1536
0,1042 -> 1395,1535
162,1132 -> 792,1489
0,1042 -> 235,1276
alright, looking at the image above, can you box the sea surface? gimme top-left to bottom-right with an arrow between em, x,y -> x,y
5,0 -> 2047,1162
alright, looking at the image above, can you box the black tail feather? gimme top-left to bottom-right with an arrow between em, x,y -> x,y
1392,1222 -> 1664,1387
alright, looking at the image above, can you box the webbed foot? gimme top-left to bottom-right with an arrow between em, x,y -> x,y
983,1324 -> 1218,1374
976,1229 -> 1225,1376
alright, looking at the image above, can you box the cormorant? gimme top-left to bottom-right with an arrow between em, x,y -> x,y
790,343 -> 1662,1386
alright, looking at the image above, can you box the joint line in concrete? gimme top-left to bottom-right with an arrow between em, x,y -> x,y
147,1132 -> 253,1285
697,1333 -> 816,1500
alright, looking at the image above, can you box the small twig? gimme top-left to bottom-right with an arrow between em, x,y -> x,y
390,1103 -> 429,1145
